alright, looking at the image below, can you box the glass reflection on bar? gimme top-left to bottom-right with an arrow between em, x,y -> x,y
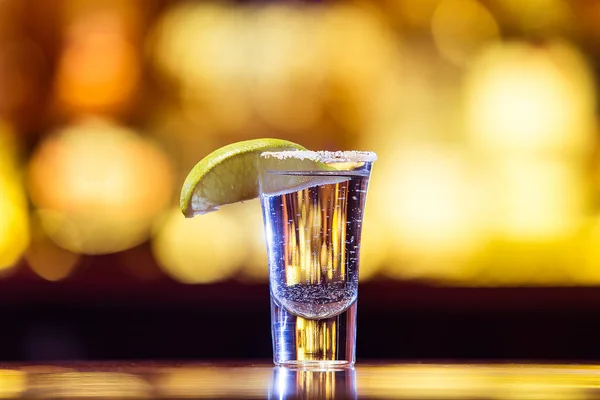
270,367 -> 356,400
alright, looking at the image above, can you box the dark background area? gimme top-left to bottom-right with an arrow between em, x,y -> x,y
5,253 -> 600,362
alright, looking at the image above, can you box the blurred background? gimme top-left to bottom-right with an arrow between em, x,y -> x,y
2,0 -> 600,362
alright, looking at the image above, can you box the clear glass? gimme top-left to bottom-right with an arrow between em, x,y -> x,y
258,150 -> 375,367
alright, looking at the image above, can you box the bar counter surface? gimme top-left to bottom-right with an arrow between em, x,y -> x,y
0,361 -> 599,399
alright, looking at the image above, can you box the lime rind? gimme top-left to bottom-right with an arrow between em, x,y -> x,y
180,139 -> 377,218
180,138 -> 306,217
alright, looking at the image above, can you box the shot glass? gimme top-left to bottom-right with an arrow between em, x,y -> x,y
258,150 -> 376,367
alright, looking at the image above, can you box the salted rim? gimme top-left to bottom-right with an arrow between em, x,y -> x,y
260,150 -> 377,163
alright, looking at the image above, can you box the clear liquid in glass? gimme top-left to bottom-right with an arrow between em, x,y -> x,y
261,169 -> 370,366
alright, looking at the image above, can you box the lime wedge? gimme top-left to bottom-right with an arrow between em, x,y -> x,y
180,138 -> 306,217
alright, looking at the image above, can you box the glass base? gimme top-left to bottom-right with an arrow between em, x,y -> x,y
275,360 -> 353,368
271,299 -> 357,367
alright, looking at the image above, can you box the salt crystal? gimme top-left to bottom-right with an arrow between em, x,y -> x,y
261,150 -> 377,163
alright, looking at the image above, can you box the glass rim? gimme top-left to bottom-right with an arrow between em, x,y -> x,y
260,150 -> 377,164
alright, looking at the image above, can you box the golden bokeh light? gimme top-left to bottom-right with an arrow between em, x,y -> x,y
496,0 -> 573,33
25,212 -> 81,282
387,0 -> 442,30
27,117 -> 173,255
579,217 -> 600,285
0,0 -> 596,290
373,143 -> 485,282
148,2 -> 236,90
148,2 -> 399,136
249,4 -> 325,134
481,159 -> 587,241
320,3 -> 398,133
55,5 -> 140,112
152,206 -> 247,284
465,40 -> 596,155
470,239 -> 577,287
386,147 -> 477,245
228,200 -> 269,283
464,39 -> 595,246
148,3 -> 251,133
0,124 -> 29,272
431,0 -> 500,66
357,213 -> 386,282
